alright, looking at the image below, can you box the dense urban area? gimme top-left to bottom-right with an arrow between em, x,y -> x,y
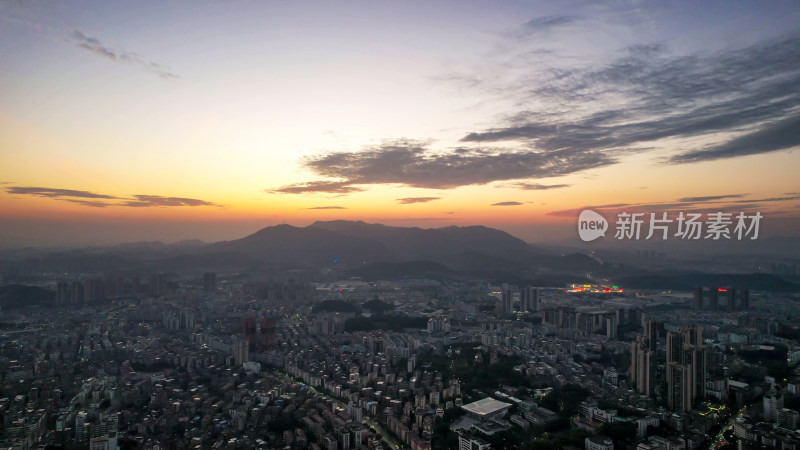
1,234 -> 800,450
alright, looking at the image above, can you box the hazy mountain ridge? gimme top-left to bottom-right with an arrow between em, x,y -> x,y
205,223 -> 393,265
622,273 -> 799,292
1,221 -> 796,292
308,220 -> 545,262
207,221 -> 562,270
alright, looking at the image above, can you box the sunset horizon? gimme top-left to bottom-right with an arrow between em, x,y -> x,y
2,1 -> 799,247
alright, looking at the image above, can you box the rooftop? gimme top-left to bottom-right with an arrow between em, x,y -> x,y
461,397 -> 512,417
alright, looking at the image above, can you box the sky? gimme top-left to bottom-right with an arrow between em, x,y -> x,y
1,0 -> 799,247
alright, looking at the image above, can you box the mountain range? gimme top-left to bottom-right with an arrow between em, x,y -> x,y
1,221 -> 796,291
206,220 -> 546,265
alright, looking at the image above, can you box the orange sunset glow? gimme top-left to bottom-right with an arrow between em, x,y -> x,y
1,1 -> 799,247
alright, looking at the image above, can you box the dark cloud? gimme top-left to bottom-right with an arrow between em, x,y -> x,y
6,186 -> 216,208
397,197 -> 441,204
668,114 -> 800,164
293,141 -> 615,191
491,201 -> 523,206
732,195 -> 800,204
122,195 -> 216,207
678,194 -> 747,202
63,199 -> 112,208
268,180 -> 365,195
7,186 -> 118,199
546,194 -> 793,217
306,206 -> 347,210
278,36 -> 800,193
6,186 -> 217,208
499,182 -> 570,190
71,30 -> 179,80
383,217 -> 456,222
520,15 -> 576,35
546,203 -> 634,216
460,34 -> 800,165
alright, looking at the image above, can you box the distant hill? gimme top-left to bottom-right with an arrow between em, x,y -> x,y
205,221 -> 549,267
308,220 -> 543,262
168,221 -> 608,280
621,273 -> 800,292
205,224 -> 392,265
0,221 -> 614,282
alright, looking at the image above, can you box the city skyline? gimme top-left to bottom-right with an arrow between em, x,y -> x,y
2,1 -> 800,246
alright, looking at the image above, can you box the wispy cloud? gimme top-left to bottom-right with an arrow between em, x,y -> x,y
306,206 -> 347,210
71,30 -> 179,80
731,195 -> 800,204
459,34 -> 800,166
678,194 -> 747,202
121,195 -> 216,207
6,186 -> 216,208
277,35 -> 800,195
397,197 -> 441,204
667,114 -> 800,164
518,15 -> 577,37
546,193 -> 798,217
63,199 -> 113,208
498,182 -> 571,190
267,180 -> 365,195
491,201 -> 523,206
7,186 -> 118,199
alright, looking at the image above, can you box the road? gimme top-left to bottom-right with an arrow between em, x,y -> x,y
708,405 -> 747,449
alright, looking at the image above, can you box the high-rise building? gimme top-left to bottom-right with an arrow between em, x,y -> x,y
203,272 -> 217,292
233,337 -> 249,366
606,317 -> 617,340
693,287 -> 703,311
72,281 -> 85,304
501,289 -> 513,314
709,288 -> 719,311
666,325 -> 706,412
339,428 -> 350,450
630,319 -> 657,396
351,427 -> 364,448
644,318 -> 657,351
85,278 -> 105,302
520,286 -> 538,312
741,288 -> 750,310
778,408 -> 799,430
764,390 -> 785,422
727,288 -> 737,312
632,342 -> 655,396
242,317 -> 277,351
149,274 -> 167,297
57,282 -> 71,305
75,411 -> 88,443
694,286 -> 750,311
427,317 -> 450,333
